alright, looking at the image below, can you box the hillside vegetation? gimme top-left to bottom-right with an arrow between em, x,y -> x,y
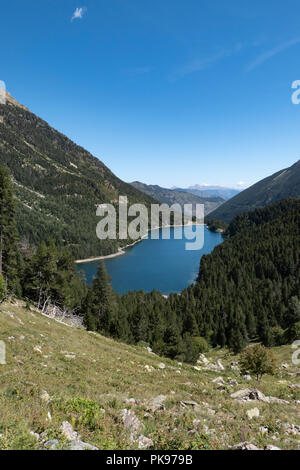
0,93 -> 155,259
0,300 -> 299,450
209,160 -> 300,223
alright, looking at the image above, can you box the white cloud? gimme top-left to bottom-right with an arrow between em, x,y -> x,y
71,7 -> 87,21
247,37 -> 300,71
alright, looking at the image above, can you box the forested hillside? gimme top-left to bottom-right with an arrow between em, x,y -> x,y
0,92 -> 156,259
209,160 -> 300,223
84,198 -> 300,361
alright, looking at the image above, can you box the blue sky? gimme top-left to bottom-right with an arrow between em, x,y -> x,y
1,0 -> 300,188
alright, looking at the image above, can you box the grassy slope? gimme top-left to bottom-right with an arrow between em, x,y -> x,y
0,300 -> 299,450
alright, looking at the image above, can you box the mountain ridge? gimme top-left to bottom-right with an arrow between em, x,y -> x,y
208,160 -> 300,222
0,93 -> 156,258
131,181 -> 224,217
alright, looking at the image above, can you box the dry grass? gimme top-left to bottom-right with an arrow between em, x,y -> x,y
0,299 -> 299,450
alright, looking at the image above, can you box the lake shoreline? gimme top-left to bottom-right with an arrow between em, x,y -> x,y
75,222 -> 204,264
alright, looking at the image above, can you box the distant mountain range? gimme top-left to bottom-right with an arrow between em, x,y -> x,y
209,160 -> 300,223
173,185 -> 241,201
0,92 -> 155,259
130,182 -> 224,217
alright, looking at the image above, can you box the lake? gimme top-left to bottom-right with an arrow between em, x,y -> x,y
77,225 -> 223,295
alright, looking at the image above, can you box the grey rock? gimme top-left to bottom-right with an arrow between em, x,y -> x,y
68,440 -> 98,450
246,408 -> 260,420
121,409 -> 144,436
158,362 -> 166,370
268,396 -> 289,405
212,376 -> 225,385
232,441 -> 262,451
243,374 -> 252,381
60,421 -> 79,441
138,435 -> 154,450
231,389 -> 268,403
44,439 -> 59,450
265,445 -> 281,451
229,379 -> 238,386
148,395 -> 166,412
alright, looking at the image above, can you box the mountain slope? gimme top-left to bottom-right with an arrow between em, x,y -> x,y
0,92 -> 156,258
208,160 -> 300,222
1,300 -> 299,450
131,181 -> 224,216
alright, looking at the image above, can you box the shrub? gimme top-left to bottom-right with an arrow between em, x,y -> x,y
239,344 -> 276,380
285,321 -> 300,343
193,336 -> 209,353
182,334 -> 209,364
268,326 -> 285,346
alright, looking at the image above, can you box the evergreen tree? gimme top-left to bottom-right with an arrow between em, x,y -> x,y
88,261 -> 117,335
0,165 -> 19,292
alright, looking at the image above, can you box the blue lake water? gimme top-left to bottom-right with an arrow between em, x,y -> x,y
77,226 -> 222,295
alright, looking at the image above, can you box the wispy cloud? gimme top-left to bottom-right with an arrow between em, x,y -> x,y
247,37 -> 300,71
71,7 -> 87,21
173,43 -> 245,80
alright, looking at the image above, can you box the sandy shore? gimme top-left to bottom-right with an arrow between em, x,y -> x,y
75,222 -> 204,264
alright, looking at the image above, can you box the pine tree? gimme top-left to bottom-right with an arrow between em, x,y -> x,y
89,261 -> 117,335
0,165 -> 19,293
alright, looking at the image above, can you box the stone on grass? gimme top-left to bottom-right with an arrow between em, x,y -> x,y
148,395 -> 166,412
243,375 -> 252,381
246,408 -> 260,420
137,435 -> 154,450
44,439 -> 59,450
265,445 -> 281,450
121,409 -> 144,437
233,442 -> 262,451
68,440 -> 98,451
212,377 -> 225,385
40,390 -> 50,403
60,421 -> 79,441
